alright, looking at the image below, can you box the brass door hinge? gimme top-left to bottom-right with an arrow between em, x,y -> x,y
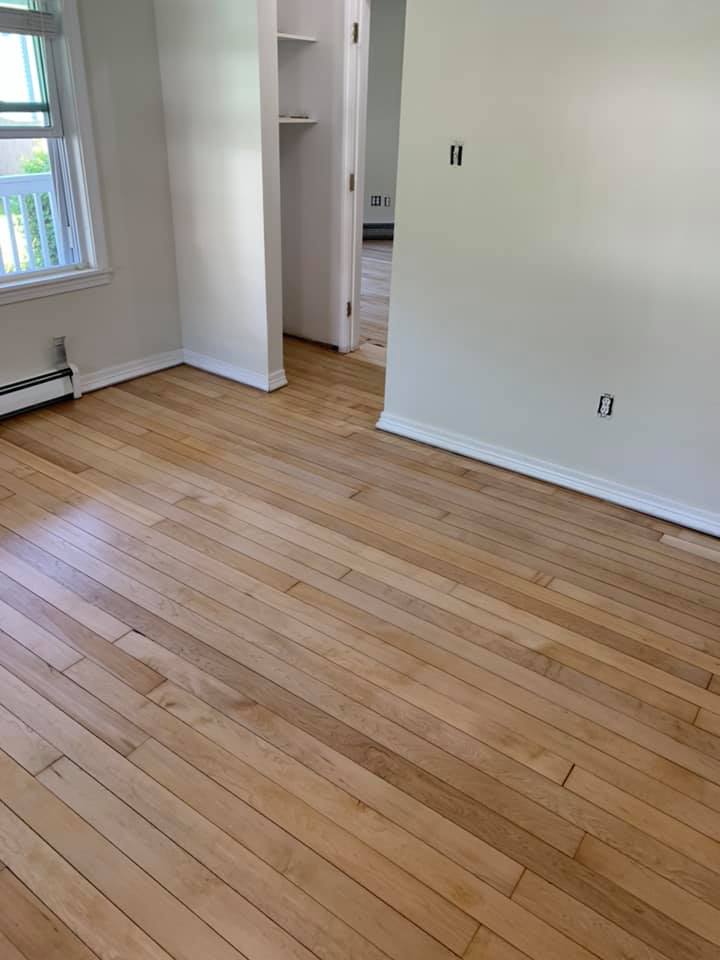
349,172 -> 356,192
352,21 -> 359,43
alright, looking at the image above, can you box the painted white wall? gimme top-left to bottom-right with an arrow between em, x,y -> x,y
0,0 -> 181,384
278,0 -> 348,346
363,0 -> 405,225
383,0 -> 720,531
154,0 -> 283,388
257,0 -> 285,379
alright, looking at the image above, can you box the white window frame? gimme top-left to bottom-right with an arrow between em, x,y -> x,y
0,0 -> 111,305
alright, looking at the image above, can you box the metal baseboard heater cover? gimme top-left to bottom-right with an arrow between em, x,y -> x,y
363,222 -> 394,241
0,364 -> 82,421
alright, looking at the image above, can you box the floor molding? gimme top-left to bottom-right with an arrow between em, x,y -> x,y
268,368 -> 289,391
80,350 -> 183,393
80,349 -> 287,396
183,350 -> 286,393
377,411 -> 720,537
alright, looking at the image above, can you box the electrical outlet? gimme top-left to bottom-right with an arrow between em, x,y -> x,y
370,195 -> 382,207
597,394 -> 614,418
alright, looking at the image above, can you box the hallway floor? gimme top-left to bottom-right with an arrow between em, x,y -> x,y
358,239 -> 392,364
0,338 -> 718,960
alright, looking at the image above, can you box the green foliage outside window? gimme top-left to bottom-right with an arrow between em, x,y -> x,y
5,143 -> 59,270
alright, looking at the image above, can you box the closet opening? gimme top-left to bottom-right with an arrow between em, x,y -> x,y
276,0 -> 406,373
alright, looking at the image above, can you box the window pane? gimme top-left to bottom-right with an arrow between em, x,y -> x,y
0,31 -> 50,128
0,137 -> 77,276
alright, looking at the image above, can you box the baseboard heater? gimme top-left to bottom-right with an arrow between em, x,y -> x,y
0,364 -> 81,421
363,222 -> 395,241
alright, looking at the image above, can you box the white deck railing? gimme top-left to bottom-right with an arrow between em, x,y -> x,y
0,172 -> 64,277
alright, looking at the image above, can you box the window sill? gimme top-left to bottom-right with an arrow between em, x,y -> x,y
0,267 -> 113,306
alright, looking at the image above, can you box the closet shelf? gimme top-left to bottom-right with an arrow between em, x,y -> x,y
277,32 -> 317,43
279,116 -> 317,125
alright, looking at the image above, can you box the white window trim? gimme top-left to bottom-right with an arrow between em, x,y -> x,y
0,0 -> 112,305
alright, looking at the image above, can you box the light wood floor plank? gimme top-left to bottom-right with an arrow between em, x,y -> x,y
0,929 -> 28,960
0,340 -> 717,959
284,577 -> 720,814
0,870 -> 100,960
148,677 -> 526,912
104,637 -> 720,960
0,634 -> 147,756
576,835 -> 720,948
0,598 -> 82,671
0,484 -> 716,948
511,870 -> 675,960
566,768 -> 720,876
65,658 -> 480,956
0,702 -> 60,774
0,665 -> 426,960
0,794 -> 173,960
465,928 -> 531,959
117,629 -> 524,897
0,540 -> 130,641
289,576 -> 700,728
0,497 -> 574,785
0,752 -> 249,960
38,759 -> 352,960
663,533 -> 720,565
129,739 -> 457,960
440,500 -> 720,592
0,564 -> 162,694
0,437 -> 163,526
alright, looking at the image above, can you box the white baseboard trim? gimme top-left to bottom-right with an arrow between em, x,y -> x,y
183,350 -> 286,393
80,349 -> 183,393
268,368 -> 289,391
79,349 -> 288,396
377,412 -> 720,538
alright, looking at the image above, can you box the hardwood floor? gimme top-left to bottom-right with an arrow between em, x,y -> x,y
359,239 -> 392,361
0,336 -> 719,959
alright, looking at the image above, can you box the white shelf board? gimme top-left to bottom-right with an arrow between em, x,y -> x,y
279,116 -> 317,125
277,32 -> 317,43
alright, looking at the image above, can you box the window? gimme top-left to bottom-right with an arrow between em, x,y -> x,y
0,0 -> 109,303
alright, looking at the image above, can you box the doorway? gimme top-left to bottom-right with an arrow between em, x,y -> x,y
355,0 -> 405,366
273,0 -> 406,371
342,0 -> 404,366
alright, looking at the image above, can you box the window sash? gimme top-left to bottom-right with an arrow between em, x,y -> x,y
0,26 -> 63,137
0,6 -> 59,38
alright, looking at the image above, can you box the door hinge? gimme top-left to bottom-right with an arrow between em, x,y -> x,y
346,300 -> 353,318
349,172 -> 356,192
352,21 -> 359,44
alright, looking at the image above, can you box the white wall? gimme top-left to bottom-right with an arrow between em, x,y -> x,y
383,0 -> 720,532
154,0 -> 284,389
1,0 -> 181,384
363,0 -> 405,226
257,0 -> 285,379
